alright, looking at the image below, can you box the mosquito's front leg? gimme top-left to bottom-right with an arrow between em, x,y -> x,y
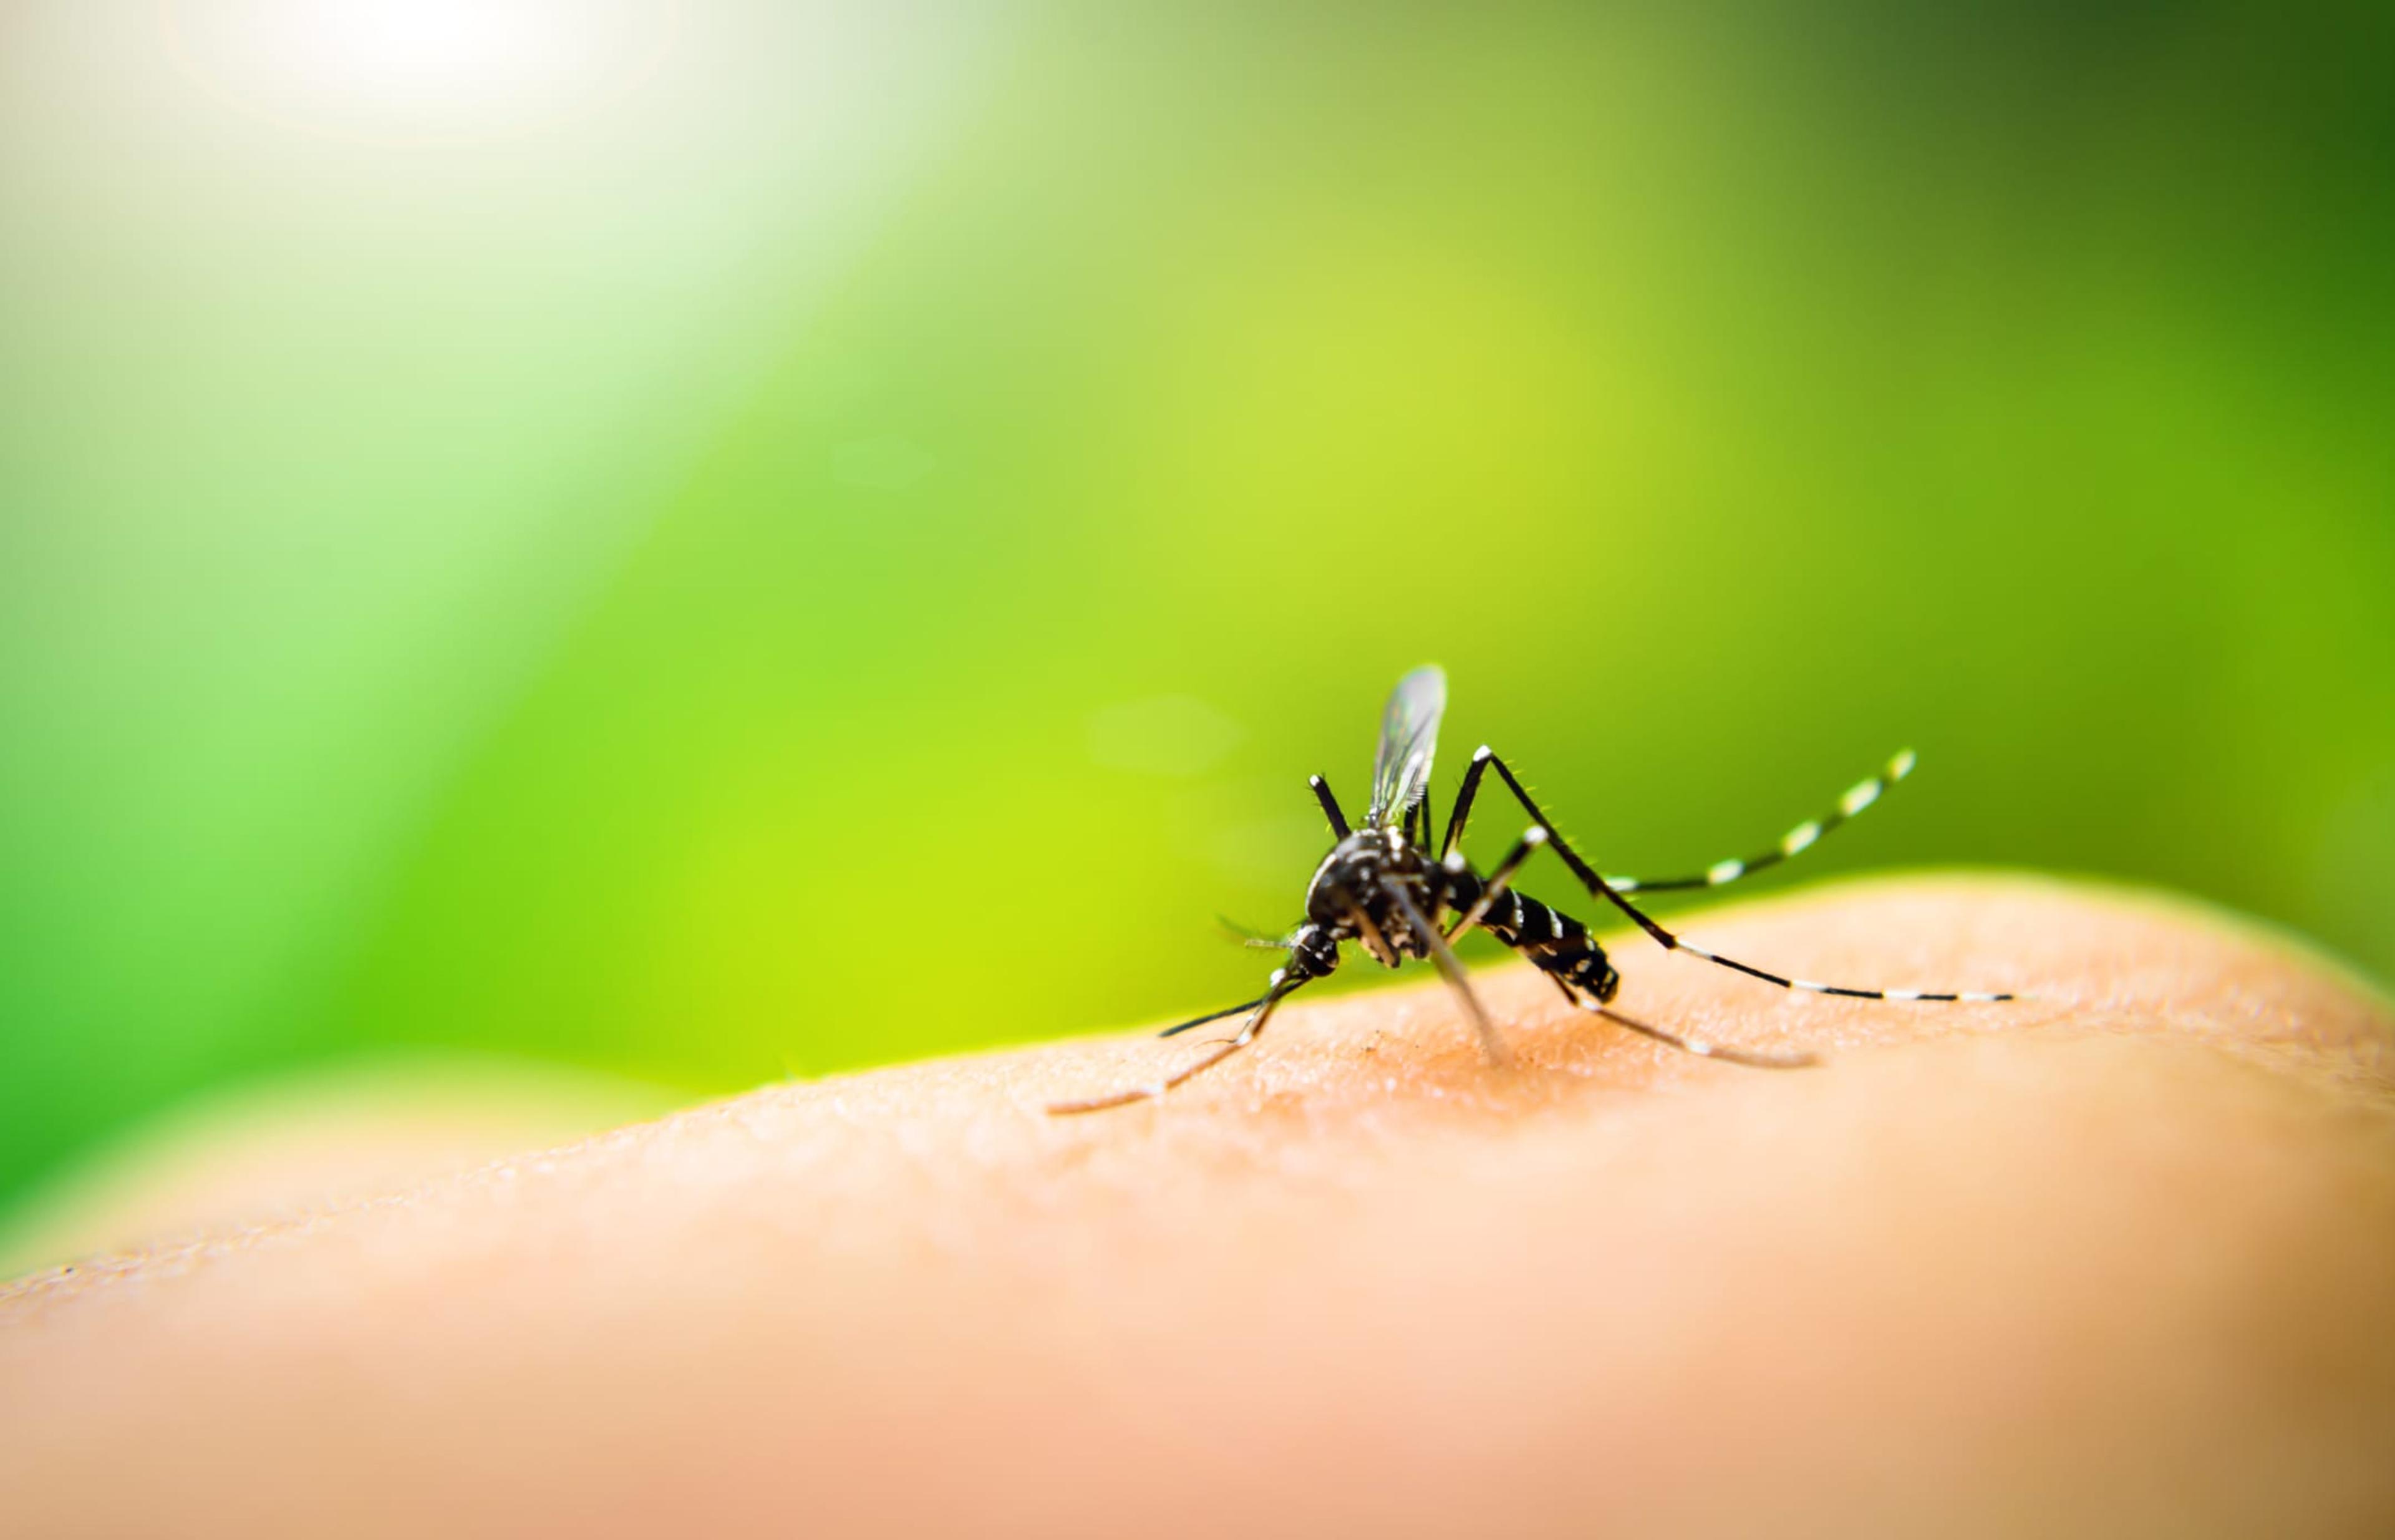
1047,977 -> 1310,1115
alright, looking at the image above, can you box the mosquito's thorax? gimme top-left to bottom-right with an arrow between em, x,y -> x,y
1304,826 -> 1443,967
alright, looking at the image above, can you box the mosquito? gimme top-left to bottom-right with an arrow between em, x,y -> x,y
1048,666 -> 2016,1115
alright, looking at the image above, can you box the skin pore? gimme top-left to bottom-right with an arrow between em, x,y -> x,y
3,875 -> 2393,1538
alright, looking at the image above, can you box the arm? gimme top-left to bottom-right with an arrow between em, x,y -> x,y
4,875 -> 2393,1536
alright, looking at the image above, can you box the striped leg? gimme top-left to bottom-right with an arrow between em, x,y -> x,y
1602,750 -> 1918,894
1462,748 -> 2016,1005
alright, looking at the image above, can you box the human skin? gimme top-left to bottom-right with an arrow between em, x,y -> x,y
2,876 -> 2392,1538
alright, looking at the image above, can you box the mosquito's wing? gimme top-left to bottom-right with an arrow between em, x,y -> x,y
1365,665 -> 1447,830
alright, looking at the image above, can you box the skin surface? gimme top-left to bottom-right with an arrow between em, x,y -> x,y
3,875 -> 2393,1538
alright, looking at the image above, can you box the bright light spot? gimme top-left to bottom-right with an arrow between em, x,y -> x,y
169,0 -> 662,138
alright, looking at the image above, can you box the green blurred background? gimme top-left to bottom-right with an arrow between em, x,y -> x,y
2,0 -> 2390,1222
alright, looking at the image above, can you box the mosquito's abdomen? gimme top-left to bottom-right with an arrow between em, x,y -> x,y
1476,889 -> 1621,1003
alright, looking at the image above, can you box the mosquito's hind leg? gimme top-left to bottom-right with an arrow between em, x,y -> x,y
1460,748 -> 2016,1006
1551,974 -> 1820,1069
1600,750 -> 1917,896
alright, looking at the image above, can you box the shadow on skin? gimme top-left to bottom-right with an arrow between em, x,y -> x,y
3,875 -> 2393,1538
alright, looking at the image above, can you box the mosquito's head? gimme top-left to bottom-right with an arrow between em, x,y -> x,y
1284,923 -> 1340,981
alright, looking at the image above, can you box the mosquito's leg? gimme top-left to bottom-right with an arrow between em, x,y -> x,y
1438,751 -> 1493,862
1602,750 -> 1917,895
1473,750 -> 2016,1004
1557,976 -> 1819,1070
1047,978 -> 1310,1115
1310,775 -> 1351,839
1377,876 -> 1508,1066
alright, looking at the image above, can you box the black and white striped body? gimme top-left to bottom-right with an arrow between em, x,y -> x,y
1438,869 -> 1620,1005
1298,828 -> 1444,969
1284,828 -> 1622,1007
